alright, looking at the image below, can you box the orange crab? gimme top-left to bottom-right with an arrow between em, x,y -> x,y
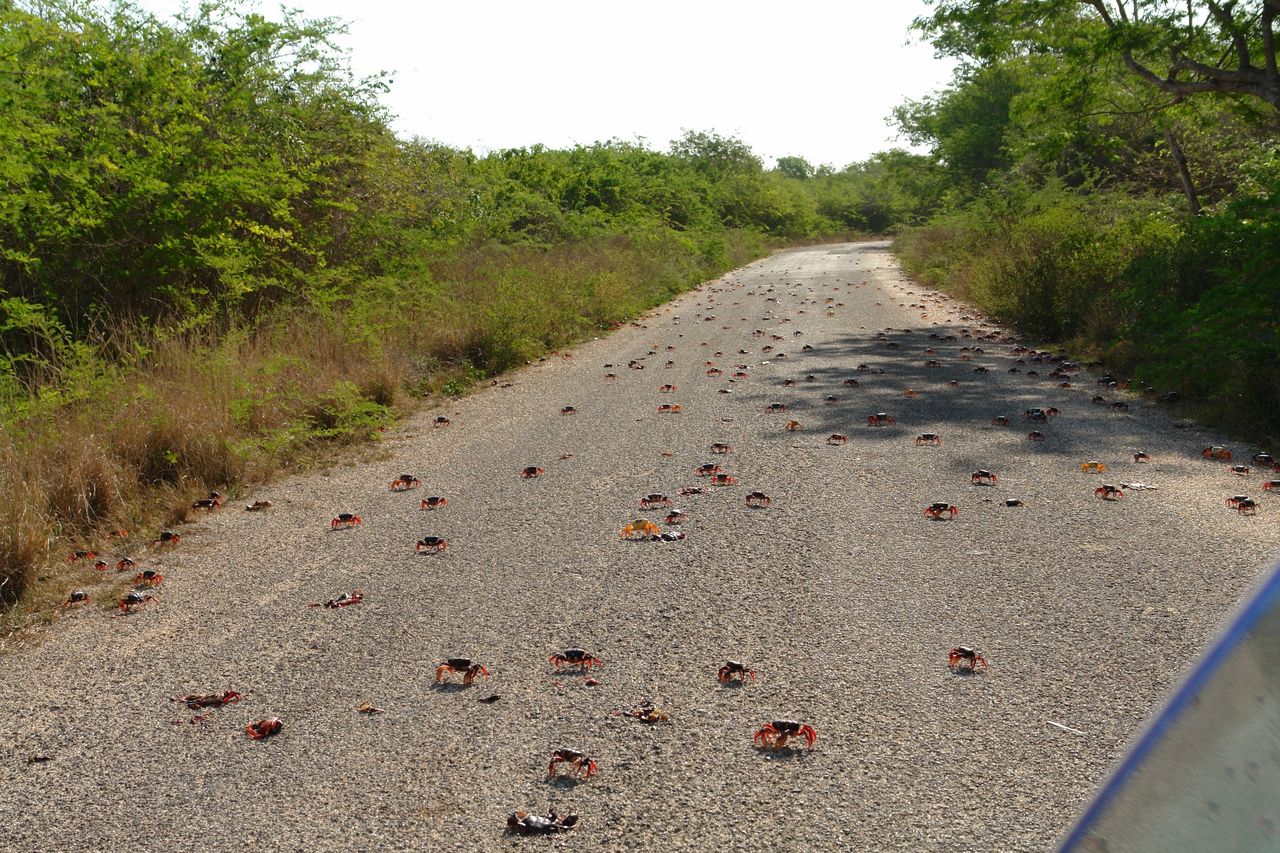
924,502 -> 958,520
435,657 -> 489,685
548,749 -> 597,780
419,496 -> 448,510
134,569 -> 164,587
753,720 -> 817,750
621,518 -> 661,539
390,474 -> 422,491
1080,461 -> 1107,473
416,536 -> 448,553
971,470 -> 997,485
152,530 -> 181,547
657,404 -> 684,414
948,646 -> 989,672
1094,484 -> 1124,501
331,513 -> 362,530
1202,445 -> 1232,461
710,473 -> 738,486
718,660 -> 757,684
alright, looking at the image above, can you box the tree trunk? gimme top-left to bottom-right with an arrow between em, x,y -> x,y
1164,128 -> 1201,216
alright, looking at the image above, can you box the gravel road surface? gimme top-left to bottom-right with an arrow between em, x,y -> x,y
2,241 -> 1278,851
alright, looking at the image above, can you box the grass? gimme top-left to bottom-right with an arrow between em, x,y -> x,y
0,229 -> 769,637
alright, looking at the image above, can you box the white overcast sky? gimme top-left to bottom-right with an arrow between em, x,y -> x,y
131,0 -> 955,169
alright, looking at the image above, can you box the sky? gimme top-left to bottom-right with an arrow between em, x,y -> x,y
131,0 -> 955,169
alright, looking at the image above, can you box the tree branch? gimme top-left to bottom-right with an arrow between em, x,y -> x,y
1204,0 -> 1251,69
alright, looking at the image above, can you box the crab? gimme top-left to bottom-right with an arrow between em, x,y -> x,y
621,518 -> 662,539
506,810 -> 579,836
1234,498 -> 1259,515
520,466 -> 545,479
991,416 -> 1010,426
679,486 -> 709,496
842,378 -> 860,387
1230,464 -> 1251,476
1264,481 -> 1280,492
1027,431 -> 1046,442
134,569 -> 164,587
152,530 -> 181,547
245,500 -> 273,511
915,433 -> 942,446
640,493 -> 672,509
387,474 -> 423,492
614,700 -> 670,723
1251,453 -> 1276,468
118,591 -> 158,612
435,657 -> 489,685
604,373 -> 617,381
766,402 -> 789,413
1109,401 -> 1130,412
1202,446 -> 1232,461
1004,499 -> 1025,507
115,556 -> 136,572
548,749 -> 598,780
664,509 -> 686,525
1225,495 -> 1252,510
695,463 -> 723,477
415,536 -> 448,553
331,513 -> 362,530
1080,461 -> 1107,473
245,718 -> 283,740
903,388 -> 919,398
433,416 -> 451,428
68,550 -> 96,563
549,648 -> 604,670
659,384 -> 677,393
706,367 -> 723,377
971,470 -> 998,485
710,442 -> 733,454
924,359 -> 942,368
560,405 -> 578,415
1025,409 -> 1048,423
753,720 -> 817,750
948,646 -> 989,672
313,590 -> 364,609
657,404 -> 684,414
63,590 -> 90,608
784,420 -> 802,431
710,473 -> 738,486
868,413 -> 896,427
192,493 -> 223,510
1094,484 -> 1125,500
924,502 -> 958,520
718,660 -> 757,684
745,491 -> 771,508
827,434 -> 848,445
419,496 -> 448,510
1133,452 -> 1151,463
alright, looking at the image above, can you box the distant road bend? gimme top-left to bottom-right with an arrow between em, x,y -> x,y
3,241 -> 1277,851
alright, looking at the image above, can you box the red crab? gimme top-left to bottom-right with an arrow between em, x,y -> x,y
549,648 -> 603,670
695,463 -> 723,477
784,420 -> 802,431
842,378 -> 860,387
548,749 -> 598,780
991,416 -> 1009,426
640,493 -> 672,508
245,718 -> 283,740
710,473 -> 738,486
915,433 -> 942,446
1202,446 -> 1232,461
435,657 -> 489,685
419,496 -> 448,510
331,513 -> 362,530
766,402 -> 789,413
152,530 -> 181,547
659,384 -> 677,393
827,434 -> 848,445
679,486 -> 709,496
415,536 -> 448,553
134,569 -> 164,587
1233,498 -> 1259,515
115,556 -> 137,572
390,474 -> 422,491
507,810 -> 579,836
1264,481 -> 1280,492
192,493 -> 223,510
433,416 -> 451,428
710,443 -> 733,454
560,406 -> 578,415
745,491 -> 771,508
63,590 -> 90,608
1094,485 -> 1124,501
657,404 -> 684,414
753,720 -> 817,750
948,646 -> 989,672
1230,465 -> 1251,476
118,591 -> 157,612
706,368 -> 723,377
664,509 -> 686,525
68,550 -> 96,563
971,470 -> 998,485
312,590 -> 364,609
1225,495 -> 1252,510
924,502 -> 958,520
93,559 -> 109,571
1027,431 -> 1046,442
520,466 -> 545,479
868,413 -> 895,427
718,660 -> 757,684
1134,451 -> 1151,463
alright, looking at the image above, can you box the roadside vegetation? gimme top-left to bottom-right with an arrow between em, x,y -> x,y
887,1 -> 1279,445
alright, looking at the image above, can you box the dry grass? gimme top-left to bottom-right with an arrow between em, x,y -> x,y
0,230 -> 768,634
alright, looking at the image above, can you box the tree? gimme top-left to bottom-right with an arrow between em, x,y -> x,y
774,156 -> 814,180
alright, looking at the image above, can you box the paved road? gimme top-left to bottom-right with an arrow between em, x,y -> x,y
3,242 -> 1278,851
